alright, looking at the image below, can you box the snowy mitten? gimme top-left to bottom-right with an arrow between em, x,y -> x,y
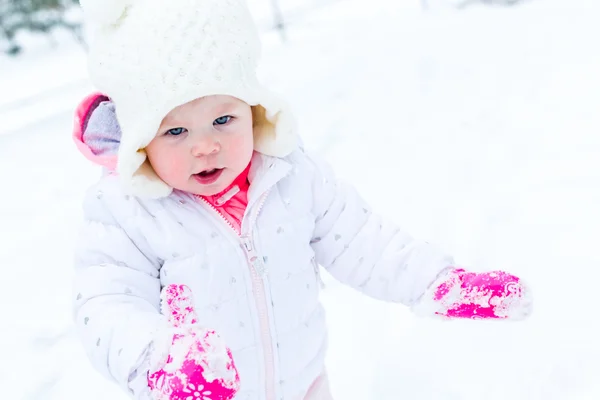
147,284 -> 240,400
415,268 -> 532,320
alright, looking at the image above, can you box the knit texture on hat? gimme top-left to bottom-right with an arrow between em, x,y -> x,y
80,0 -> 298,198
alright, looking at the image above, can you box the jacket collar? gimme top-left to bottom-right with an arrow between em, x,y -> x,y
247,152 -> 292,210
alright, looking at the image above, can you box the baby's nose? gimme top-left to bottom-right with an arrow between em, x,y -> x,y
191,135 -> 220,157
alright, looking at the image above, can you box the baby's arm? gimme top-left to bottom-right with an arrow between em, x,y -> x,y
73,179 -> 165,397
307,153 -> 453,305
74,179 -> 240,399
307,152 -> 531,319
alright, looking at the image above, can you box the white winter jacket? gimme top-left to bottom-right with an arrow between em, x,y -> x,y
73,149 -> 454,400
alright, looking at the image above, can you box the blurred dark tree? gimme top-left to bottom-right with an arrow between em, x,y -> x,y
0,0 -> 83,56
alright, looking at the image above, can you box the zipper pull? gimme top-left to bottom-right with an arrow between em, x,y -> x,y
251,255 -> 267,276
215,185 -> 240,206
241,235 -> 267,276
241,235 -> 253,252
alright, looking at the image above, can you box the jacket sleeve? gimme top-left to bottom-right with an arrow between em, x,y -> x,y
73,178 -> 165,398
307,153 -> 455,306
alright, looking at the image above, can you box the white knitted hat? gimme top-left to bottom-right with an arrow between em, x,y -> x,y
80,0 -> 298,198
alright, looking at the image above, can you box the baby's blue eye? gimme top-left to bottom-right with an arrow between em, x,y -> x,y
167,127 -> 186,136
214,116 -> 232,126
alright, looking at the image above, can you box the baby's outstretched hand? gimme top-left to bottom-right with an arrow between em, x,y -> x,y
415,268 -> 532,320
147,284 -> 240,400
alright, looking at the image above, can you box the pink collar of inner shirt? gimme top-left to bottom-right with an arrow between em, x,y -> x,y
198,163 -> 251,207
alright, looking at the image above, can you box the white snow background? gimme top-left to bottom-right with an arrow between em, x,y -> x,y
1,0 -> 599,399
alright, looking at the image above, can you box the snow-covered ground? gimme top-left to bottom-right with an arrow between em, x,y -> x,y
2,0 -> 599,399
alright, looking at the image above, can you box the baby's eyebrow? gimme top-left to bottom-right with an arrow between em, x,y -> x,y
159,115 -> 182,127
159,100 -> 242,127
212,101 -> 241,113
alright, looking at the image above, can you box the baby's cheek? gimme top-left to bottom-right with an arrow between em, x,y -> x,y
226,132 -> 253,166
169,151 -> 192,175
153,147 -> 190,184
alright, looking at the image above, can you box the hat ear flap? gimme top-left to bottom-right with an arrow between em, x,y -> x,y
117,148 -> 172,199
252,104 -> 297,158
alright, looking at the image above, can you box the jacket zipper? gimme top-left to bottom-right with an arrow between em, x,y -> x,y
196,192 -> 277,400
195,195 -> 238,233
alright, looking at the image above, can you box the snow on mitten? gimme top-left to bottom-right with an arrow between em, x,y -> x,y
147,284 -> 240,400
415,268 -> 532,320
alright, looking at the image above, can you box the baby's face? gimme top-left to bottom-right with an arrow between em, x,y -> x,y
146,95 -> 254,196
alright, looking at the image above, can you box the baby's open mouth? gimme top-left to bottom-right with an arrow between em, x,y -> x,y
197,168 -> 221,177
193,168 -> 224,184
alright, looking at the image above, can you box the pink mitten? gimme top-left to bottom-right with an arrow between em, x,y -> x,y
421,268 -> 532,320
147,284 -> 240,400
